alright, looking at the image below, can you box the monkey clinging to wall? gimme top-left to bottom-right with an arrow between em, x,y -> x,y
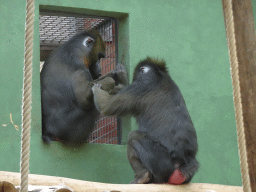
92,57 -> 198,184
41,30 -> 128,145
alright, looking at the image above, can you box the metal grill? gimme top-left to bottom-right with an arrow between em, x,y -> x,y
39,12 -> 120,144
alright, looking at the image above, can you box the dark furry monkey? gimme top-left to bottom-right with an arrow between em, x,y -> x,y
41,30 -> 128,144
92,57 -> 198,184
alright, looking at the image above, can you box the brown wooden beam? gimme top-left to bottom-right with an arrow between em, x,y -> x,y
223,0 -> 256,191
0,171 -> 243,192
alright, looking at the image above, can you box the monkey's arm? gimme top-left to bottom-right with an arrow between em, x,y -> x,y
110,63 -> 128,94
92,84 -> 136,116
95,63 -> 128,94
72,70 -> 115,109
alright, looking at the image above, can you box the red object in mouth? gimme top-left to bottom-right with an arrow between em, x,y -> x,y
168,168 -> 186,185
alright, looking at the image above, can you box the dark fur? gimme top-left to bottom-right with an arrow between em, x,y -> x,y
41,30 -> 127,145
92,57 -> 198,183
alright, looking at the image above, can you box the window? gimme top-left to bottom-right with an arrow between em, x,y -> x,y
39,11 -> 121,144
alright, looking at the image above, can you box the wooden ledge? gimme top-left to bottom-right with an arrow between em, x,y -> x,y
0,171 -> 242,192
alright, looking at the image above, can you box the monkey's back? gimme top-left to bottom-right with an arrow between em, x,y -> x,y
136,75 -> 198,160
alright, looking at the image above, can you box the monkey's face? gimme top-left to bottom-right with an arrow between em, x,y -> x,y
80,36 -> 97,67
89,40 -> 105,80
79,36 -> 101,79
89,36 -> 106,79
77,31 -> 106,80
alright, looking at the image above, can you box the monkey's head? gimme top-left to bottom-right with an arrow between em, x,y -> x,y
87,30 -> 106,79
64,30 -> 106,80
132,57 -> 169,86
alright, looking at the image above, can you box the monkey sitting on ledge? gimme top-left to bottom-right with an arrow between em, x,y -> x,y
92,57 -> 198,184
41,30 -> 128,145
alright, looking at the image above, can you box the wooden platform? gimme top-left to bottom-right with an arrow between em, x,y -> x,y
0,171 -> 243,192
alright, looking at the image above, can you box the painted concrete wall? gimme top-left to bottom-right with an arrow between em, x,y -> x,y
0,0 -> 242,186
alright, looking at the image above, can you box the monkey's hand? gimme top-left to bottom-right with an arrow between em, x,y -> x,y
97,77 -> 115,92
99,63 -> 128,83
105,63 -> 128,94
113,62 -> 126,73
92,83 -> 102,94
92,83 -> 111,113
112,63 -> 128,86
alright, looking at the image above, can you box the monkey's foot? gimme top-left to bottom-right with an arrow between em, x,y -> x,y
42,135 -> 52,144
168,168 -> 186,185
131,171 -> 152,184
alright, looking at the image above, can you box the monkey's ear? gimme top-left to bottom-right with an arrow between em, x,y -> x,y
83,37 -> 94,47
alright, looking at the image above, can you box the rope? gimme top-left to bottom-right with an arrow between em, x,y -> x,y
222,0 -> 251,191
20,0 -> 35,191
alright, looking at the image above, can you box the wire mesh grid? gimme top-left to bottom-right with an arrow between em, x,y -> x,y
39,12 -> 120,144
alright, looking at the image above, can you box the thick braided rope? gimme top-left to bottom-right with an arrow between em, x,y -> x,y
223,0 -> 251,191
20,0 -> 34,192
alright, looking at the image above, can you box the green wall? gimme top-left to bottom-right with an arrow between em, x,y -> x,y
0,0 -> 242,186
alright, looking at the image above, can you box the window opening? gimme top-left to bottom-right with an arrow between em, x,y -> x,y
39,11 -> 121,144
